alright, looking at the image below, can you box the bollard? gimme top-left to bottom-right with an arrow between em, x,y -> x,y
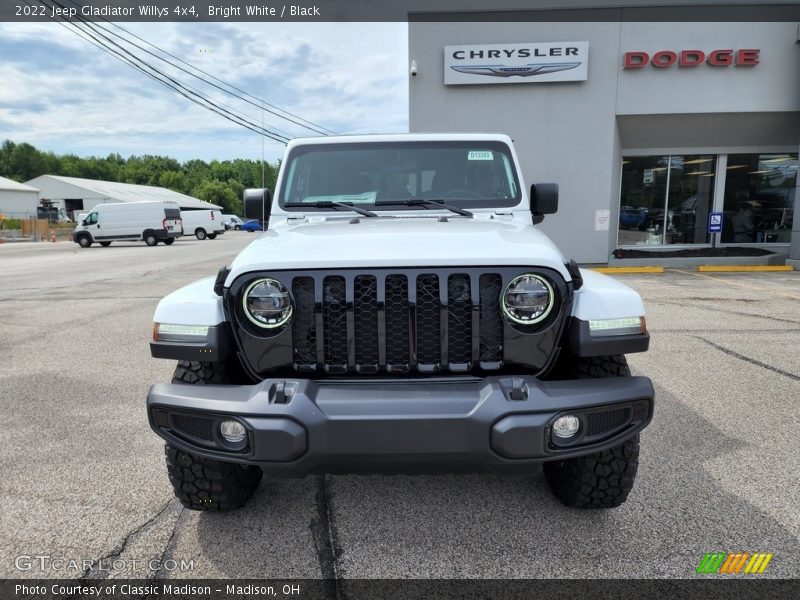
50,230 -> 56,243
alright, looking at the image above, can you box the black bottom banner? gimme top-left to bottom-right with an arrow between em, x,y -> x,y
2,579 -> 799,600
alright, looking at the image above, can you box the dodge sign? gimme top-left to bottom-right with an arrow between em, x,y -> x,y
444,42 -> 589,85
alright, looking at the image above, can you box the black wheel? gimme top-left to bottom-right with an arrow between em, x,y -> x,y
144,232 -> 159,246
77,235 -> 92,248
163,238 -> 175,245
99,241 -> 111,247
234,225 -> 241,231
543,355 -> 640,509
207,233 -> 217,239
165,360 -> 261,511
195,229 -> 207,240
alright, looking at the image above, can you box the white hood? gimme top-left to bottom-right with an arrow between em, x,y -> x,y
226,217 -> 570,283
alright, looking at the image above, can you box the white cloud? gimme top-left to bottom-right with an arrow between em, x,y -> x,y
0,22 -> 409,161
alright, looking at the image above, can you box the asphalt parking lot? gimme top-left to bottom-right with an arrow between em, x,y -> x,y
1,233 -> 798,580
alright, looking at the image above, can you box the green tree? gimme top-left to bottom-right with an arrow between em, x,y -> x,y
158,170 -> 188,193
192,180 -> 239,214
0,139 -> 279,211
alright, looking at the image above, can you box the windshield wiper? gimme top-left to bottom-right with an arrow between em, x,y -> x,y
375,198 -> 474,218
284,201 -> 378,218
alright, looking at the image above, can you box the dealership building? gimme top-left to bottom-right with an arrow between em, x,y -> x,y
408,14 -> 800,264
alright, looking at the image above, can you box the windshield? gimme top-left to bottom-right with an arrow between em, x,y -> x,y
279,141 -> 521,211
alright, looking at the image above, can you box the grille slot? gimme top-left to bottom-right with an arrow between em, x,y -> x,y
292,277 -> 316,368
416,274 -> 441,367
447,274 -> 472,365
172,414 -> 214,442
354,275 -> 379,371
479,274 -> 503,364
323,276 -> 348,371
287,270 -> 511,374
385,275 -> 410,371
586,408 -> 631,437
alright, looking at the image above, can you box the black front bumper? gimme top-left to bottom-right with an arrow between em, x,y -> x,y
147,375 -> 654,475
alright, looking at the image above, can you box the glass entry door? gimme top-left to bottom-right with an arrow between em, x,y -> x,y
619,154 -> 716,246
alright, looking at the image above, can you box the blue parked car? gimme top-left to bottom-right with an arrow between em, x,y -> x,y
619,206 -> 647,230
242,219 -> 264,232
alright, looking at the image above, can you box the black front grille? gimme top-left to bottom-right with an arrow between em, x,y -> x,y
172,414 -> 214,442
586,407 -> 630,437
290,270 -> 506,374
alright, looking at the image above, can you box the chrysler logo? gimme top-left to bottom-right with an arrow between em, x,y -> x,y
450,62 -> 581,77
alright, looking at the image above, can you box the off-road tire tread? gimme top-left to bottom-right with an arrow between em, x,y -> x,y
543,434 -> 639,509
166,360 -> 261,511
571,354 -> 631,379
543,354 -> 639,509
171,360 -> 230,385
165,446 -> 262,511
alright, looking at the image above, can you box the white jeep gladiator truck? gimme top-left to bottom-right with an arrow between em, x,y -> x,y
147,134 -> 653,511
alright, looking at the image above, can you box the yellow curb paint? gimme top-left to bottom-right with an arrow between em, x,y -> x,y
592,266 -> 664,274
697,265 -> 794,272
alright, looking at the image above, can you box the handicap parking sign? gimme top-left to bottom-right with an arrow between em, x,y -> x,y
708,212 -> 723,233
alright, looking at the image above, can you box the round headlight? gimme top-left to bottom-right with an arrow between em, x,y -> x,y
502,274 -> 554,325
243,278 -> 293,328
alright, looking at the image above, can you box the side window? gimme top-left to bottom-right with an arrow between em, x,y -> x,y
86,213 -> 98,225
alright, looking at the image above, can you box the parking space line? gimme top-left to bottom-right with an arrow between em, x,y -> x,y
698,265 -> 794,272
673,269 -> 800,301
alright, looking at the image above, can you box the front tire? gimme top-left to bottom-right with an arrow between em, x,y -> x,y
166,360 -> 261,511
77,235 -> 92,248
165,446 -> 262,512
195,228 -> 207,240
543,354 -> 640,509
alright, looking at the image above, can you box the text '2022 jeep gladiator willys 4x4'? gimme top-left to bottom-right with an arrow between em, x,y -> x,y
147,134 -> 653,511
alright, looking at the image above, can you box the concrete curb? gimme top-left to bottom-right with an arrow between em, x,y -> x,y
592,266 -> 664,274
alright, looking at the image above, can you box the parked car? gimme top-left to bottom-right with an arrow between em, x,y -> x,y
147,133 -> 653,512
180,209 -> 225,240
619,205 -> 647,230
72,201 -> 182,248
241,219 -> 264,232
222,214 -> 244,230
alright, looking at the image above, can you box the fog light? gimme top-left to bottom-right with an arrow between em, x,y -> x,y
220,420 -> 247,443
552,415 -> 580,439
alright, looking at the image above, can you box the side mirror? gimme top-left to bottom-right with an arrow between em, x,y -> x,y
244,188 -> 271,221
530,183 -> 558,218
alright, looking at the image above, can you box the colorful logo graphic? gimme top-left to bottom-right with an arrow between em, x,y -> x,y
696,552 -> 773,574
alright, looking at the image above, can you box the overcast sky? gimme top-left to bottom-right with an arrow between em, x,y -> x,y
0,22 -> 409,162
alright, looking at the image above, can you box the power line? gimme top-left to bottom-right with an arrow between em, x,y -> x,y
62,0 -> 338,136
30,0 -> 291,144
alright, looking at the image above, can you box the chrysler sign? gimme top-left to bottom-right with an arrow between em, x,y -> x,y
444,42 -> 589,85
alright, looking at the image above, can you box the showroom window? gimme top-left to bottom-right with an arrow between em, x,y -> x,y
618,154 -> 716,246
720,153 -> 797,244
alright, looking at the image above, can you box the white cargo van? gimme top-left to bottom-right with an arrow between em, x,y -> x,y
180,209 -> 226,240
72,201 -> 183,248
222,214 -> 243,230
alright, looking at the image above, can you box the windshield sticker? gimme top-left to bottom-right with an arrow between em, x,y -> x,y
468,150 -> 494,161
303,192 -> 377,205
